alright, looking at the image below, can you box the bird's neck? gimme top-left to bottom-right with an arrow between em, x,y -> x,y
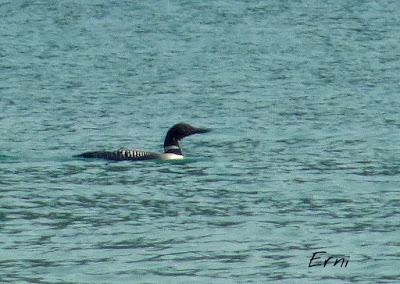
163,136 -> 182,155
164,145 -> 182,155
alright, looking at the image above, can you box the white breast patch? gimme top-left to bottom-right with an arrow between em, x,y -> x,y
159,153 -> 184,160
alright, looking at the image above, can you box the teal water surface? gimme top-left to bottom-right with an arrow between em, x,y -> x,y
1,1 -> 400,283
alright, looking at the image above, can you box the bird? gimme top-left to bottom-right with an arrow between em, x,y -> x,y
76,123 -> 210,161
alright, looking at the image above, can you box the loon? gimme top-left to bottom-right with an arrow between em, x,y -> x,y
76,123 -> 210,161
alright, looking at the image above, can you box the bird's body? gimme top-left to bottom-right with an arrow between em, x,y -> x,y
76,123 -> 209,162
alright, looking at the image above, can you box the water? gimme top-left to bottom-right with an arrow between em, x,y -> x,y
1,0 -> 400,283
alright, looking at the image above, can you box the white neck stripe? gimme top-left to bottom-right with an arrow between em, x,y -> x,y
164,145 -> 180,151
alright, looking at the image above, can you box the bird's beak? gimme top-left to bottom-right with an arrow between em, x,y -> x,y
194,127 -> 211,134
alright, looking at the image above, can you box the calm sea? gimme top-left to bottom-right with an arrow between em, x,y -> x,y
1,1 -> 400,283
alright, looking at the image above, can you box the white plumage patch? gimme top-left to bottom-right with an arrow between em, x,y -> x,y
159,153 -> 184,160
